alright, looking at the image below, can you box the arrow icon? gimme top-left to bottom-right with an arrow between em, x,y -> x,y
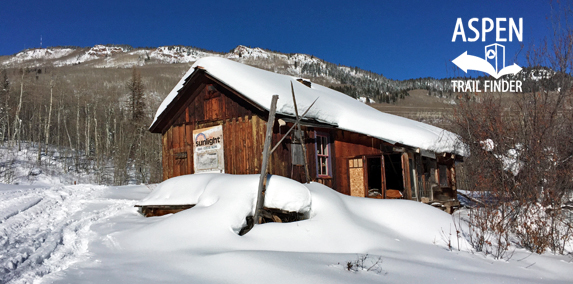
452,51 -> 522,79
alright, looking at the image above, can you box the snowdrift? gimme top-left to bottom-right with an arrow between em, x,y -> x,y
126,174 -> 459,253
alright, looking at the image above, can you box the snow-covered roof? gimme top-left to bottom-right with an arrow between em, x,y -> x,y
152,57 -> 464,155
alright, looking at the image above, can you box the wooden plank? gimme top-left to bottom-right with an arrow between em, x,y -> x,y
231,118 -> 237,174
402,153 -> 411,199
185,107 -> 190,123
194,96 -> 200,122
381,155 -> 387,198
236,117 -> 242,174
186,124 -> 193,174
237,117 -> 243,174
179,125 -> 185,151
167,127 -> 173,179
249,117 -> 256,174
245,116 -> 252,173
162,133 -> 168,180
197,90 -> 205,121
253,116 -> 261,172
214,96 -> 221,120
222,121 -> 229,173
172,125 -> 179,150
254,95 -> 278,226
180,153 -> 187,176
226,120 -> 231,174
362,156 -> 368,197
220,92 -> 226,120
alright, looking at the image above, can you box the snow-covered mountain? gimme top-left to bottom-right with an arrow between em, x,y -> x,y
2,44 -> 321,70
0,44 -> 416,101
2,44 -> 558,102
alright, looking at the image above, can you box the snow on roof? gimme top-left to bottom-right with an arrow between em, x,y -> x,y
152,57 -> 465,155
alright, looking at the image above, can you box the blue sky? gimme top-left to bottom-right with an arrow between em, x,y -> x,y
1,0 -> 554,80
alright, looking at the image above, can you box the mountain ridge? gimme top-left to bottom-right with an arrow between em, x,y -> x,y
1,44 -> 450,103
1,44 -> 555,103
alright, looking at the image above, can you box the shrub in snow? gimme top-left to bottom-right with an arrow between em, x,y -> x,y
340,254 -> 385,275
451,91 -> 573,256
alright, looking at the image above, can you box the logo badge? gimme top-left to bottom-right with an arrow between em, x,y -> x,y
452,43 -> 522,79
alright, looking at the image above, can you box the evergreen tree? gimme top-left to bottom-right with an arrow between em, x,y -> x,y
127,67 -> 145,122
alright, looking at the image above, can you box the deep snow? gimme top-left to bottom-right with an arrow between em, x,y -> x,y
1,174 -> 572,284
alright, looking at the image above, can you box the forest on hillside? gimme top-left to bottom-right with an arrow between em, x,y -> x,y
0,64 -> 188,185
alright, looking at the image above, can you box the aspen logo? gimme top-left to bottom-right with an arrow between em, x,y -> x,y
451,17 -> 523,92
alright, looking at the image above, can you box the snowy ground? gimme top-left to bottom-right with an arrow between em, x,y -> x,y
0,143 -> 112,186
1,174 -> 572,284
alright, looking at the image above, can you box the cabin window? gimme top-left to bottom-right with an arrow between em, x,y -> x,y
315,133 -> 331,177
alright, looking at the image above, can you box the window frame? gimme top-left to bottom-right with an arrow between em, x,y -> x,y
315,132 -> 332,178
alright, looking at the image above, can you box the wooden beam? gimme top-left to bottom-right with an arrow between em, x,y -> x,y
253,95 -> 279,226
270,97 -> 319,154
290,82 -> 311,183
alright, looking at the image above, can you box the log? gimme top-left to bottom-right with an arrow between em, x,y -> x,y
253,95 -> 279,225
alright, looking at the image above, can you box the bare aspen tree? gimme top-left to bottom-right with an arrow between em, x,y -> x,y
76,92 -> 80,152
57,95 -> 61,149
0,69 -> 9,143
105,106 -> 112,155
64,115 -> 72,149
85,104 -> 90,156
93,103 -> 99,161
37,107 -> 42,163
13,70 -> 24,151
44,79 -> 53,153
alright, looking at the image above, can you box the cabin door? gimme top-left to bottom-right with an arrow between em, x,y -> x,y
384,153 -> 405,198
348,157 -> 366,197
348,155 -> 385,198
365,156 -> 385,198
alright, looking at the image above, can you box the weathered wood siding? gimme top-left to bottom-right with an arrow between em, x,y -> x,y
332,130 -> 386,195
161,76 -> 263,180
160,76 -> 320,184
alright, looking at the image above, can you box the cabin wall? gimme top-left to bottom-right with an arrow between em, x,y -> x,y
160,78 -> 318,184
161,79 -> 263,180
331,130 -> 386,195
269,125 -> 332,187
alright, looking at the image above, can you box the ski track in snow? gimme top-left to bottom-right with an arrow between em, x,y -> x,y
0,185 -> 135,284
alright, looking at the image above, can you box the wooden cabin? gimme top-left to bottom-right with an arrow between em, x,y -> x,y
149,57 -> 464,212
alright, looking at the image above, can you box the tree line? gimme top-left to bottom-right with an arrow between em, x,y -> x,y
0,64 -> 187,185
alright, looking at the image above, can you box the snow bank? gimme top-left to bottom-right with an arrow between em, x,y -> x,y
124,174 -> 457,253
4,176 -> 573,283
152,57 -> 464,156
137,174 -> 311,214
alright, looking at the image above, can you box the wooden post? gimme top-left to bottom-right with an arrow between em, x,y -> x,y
270,97 -> 318,154
290,82 -> 311,183
254,95 -> 278,225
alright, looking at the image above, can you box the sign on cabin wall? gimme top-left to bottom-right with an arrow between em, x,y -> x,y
193,125 -> 225,173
